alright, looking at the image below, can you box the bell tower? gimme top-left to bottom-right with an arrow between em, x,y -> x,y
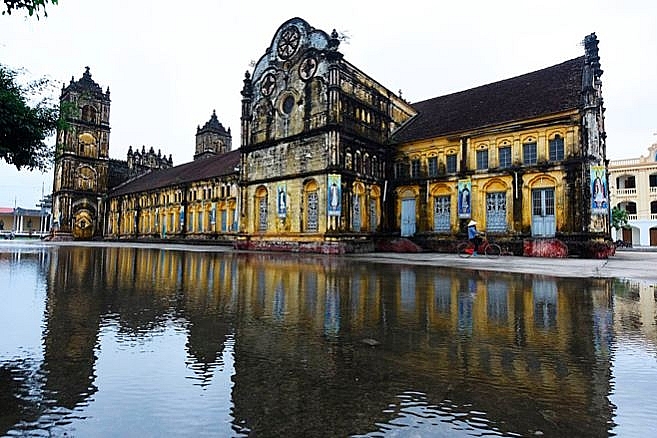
194,110 -> 232,160
51,67 -> 111,240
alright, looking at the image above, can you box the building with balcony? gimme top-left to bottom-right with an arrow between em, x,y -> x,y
608,142 -> 657,246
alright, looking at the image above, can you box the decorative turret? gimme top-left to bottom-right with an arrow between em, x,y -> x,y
194,110 -> 232,160
580,32 -> 606,161
127,144 -> 173,173
241,71 -> 253,99
62,67 -> 111,102
241,71 -> 253,148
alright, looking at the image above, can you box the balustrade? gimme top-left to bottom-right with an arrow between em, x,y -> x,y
616,188 -> 637,197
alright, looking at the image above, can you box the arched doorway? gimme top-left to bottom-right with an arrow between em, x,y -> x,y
304,179 -> 319,232
430,183 -> 453,233
352,182 -> 365,232
526,175 -> 556,237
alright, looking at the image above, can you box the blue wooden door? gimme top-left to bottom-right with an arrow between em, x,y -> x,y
401,198 -> 416,237
531,188 -> 555,237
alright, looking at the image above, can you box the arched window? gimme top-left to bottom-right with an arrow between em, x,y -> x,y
623,202 -> 637,216
345,152 -> 353,170
549,135 -> 564,161
81,105 -> 97,123
78,132 -> 96,157
76,166 -> 96,191
256,186 -> 268,232
649,173 -> 657,189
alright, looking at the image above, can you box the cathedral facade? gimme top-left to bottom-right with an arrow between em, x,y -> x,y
52,18 -> 611,256
236,18 -> 414,252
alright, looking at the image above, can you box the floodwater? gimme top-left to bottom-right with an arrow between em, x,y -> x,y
1,243 -> 656,438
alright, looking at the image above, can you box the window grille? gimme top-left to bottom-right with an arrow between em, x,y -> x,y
307,191 -> 318,232
433,196 -> 451,232
258,196 -> 268,231
352,194 -> 361,231
486,191 -> 507,232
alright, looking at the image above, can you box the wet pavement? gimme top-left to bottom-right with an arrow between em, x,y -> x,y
348,249 -> 657,284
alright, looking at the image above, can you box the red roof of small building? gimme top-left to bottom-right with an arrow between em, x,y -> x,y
0,207 -> 14,214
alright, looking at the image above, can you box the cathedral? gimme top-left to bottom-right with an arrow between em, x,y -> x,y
51,18 -> 611,257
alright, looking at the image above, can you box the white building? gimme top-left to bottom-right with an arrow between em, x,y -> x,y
0,206 -> 51,238
608,142 -> 657,246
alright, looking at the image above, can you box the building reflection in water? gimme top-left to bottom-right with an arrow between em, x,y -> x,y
2,244 -> 655,436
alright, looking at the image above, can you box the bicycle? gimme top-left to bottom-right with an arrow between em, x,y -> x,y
457,236 -> 501,258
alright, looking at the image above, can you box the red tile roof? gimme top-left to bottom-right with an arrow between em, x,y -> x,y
393,57 -> 585,143
109,150 -> 240,197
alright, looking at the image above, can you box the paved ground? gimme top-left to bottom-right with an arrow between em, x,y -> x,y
349,249 -> 657,284
3,240 -> 657,284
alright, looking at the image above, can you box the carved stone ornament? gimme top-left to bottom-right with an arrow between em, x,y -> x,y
261,73 -> 276,97
299,56 -> 318,81
277,26 -> 301,60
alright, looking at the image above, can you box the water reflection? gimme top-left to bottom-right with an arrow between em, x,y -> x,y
0,244 -> 656,437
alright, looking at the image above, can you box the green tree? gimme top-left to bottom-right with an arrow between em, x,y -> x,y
0,65 -> 62,171
611,206 -> 629,230
2,0 -> 57,18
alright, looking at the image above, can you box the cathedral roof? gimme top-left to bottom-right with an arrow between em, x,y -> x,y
110,149 -> 240,196
393,57 -> 585,143
62,66 -> 110,100
197,110 -> 230,136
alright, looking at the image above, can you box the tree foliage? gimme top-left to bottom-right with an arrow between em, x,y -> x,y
0,65 -> 62,171
2,0 -> 57,18
611,206 -> 629,230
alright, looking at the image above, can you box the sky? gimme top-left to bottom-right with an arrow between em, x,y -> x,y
1,0 -> 656,209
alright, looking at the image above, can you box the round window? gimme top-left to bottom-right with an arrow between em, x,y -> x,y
282,95 -> 295,114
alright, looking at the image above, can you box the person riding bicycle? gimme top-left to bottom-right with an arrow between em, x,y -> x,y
467,220 -> 483,255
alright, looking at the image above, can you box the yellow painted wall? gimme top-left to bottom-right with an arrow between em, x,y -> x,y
394,112 -> 580,235
107,178 -> 238,239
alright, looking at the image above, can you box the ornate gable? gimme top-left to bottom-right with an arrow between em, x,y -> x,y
246,18 -> 341,144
